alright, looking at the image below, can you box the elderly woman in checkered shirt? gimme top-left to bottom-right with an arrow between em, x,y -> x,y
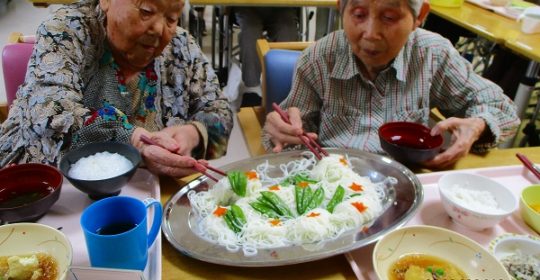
263,0 -> 519,168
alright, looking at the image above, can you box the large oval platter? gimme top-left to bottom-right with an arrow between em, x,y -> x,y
162,148 -> 423,266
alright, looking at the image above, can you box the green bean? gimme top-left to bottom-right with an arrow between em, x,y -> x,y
300,187 -> 313,214
305,187 -> 324,212
261,191 -> 293,217
250,201 -> 280,218
227,171 -> 247,197
230,204 -> 247,225
326,186 -> 345,213
223,211 -> 240,233
295,185 -> 305,215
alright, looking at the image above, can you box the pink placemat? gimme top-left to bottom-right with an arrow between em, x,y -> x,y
36,168 -> 161,280
346,165 -> 540,280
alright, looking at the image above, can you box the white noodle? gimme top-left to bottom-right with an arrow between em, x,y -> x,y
188,153 -> 389,257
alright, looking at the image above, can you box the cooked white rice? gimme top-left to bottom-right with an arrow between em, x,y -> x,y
445,184 -> 504,214
68,151 -> 133,180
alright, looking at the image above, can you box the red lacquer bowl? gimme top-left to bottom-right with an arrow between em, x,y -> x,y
0,163 -> 63,223
379,122 -> 443,165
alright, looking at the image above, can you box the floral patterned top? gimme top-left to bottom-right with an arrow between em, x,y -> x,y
0,0 -> 233,166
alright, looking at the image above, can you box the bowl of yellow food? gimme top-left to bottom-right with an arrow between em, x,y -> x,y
0,223 -> 72,280
520,184 -> 540,234
372,225 -> 511,279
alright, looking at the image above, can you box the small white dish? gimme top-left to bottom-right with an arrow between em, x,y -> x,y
489,233 -> 540,278
490,233 -> 540,260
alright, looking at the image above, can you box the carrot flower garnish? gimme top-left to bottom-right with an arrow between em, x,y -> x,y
269,219 -> 281,226
351,202 -> 368,213
307,212 -> 320,218
245,171 -> 258,180
339,157 -> 348,166
213,206 -> 228,217
297,181 -> 310,188
349,182 -> 364,192
269,185 -> 280,191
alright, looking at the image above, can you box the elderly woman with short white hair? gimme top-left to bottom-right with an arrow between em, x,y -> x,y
0,0 -> 233,177
264,0 -> 520,169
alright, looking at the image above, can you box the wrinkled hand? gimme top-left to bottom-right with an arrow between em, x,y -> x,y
423,117 -> 486,169
131,126 -> 201,177
264,107 -> 318,153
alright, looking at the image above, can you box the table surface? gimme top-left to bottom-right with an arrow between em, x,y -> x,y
430,2 -> 540,62
189,0 -> 337,7
160,106 -> 540,280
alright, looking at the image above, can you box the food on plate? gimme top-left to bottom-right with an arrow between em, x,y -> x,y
188,153 -> 393,255
500,251 -> 540,280
68,151 -> 133,180
0,253 -> 58,280
389,254 -> 468,280
444,184 -> 504,214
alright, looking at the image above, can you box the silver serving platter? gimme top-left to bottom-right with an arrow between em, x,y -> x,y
162,148 -> 423,267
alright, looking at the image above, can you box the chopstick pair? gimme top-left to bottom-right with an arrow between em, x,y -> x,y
272,103 -> 329,160
516,153 -> 540,180
139,135 -> 226,182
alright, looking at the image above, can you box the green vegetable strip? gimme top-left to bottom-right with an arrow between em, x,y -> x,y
231,204 -> 247,225
250,201 -> 280,218
227,171 -> 247,197
223,212 -> 240,233
326,186 -> 345,213
305,187 -> 324,212
261,191 -> 293,217
295,185 -> 305,215
300,187 -> 313,215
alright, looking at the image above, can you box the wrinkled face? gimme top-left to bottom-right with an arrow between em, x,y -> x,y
342,0 -> 418,73
100,0 -> 183,70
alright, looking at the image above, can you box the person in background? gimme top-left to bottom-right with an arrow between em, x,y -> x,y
0,0 -> 233,177
263,0 -> 520,169
235,7 -> 299,107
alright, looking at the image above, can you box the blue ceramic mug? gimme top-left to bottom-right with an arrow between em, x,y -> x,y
80,196 -> 162,271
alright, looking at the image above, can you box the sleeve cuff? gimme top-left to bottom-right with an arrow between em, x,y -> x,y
189,121 -> 208,159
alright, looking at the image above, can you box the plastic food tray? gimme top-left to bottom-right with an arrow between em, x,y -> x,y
346,165 -> 539,279
37,168 -> 161,280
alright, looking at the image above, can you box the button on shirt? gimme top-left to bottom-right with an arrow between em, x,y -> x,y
265,29 -> 519,154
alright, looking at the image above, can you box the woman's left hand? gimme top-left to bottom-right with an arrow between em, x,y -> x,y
131,125 -> 201,177
423,117 -> 486,169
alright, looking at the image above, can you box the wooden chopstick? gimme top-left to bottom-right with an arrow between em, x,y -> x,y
139,135 -> 225,182
516,153 -> 540,180
272,103 -> 329,160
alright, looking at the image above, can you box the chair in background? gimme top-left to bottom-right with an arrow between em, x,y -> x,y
256,39 -> 311,120
2,32 -> 35,109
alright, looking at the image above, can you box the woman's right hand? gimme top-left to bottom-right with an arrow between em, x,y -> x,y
264,107 -> 317,153
131,127 -> 198,177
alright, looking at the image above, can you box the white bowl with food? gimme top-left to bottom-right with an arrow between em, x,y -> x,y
373,225 -> 511,279
438,173 -> 517,231
490,233 -> 540,279
0,223 -> 72,280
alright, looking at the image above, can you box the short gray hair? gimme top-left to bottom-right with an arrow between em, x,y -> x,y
339,0 -> 423,17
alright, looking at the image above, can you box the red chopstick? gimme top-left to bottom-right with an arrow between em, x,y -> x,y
139,135 -> 225,182
516,153 -> 540,180
272,103 -> 329,160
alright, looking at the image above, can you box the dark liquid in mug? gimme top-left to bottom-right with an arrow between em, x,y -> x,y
96,223 -> 137,235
